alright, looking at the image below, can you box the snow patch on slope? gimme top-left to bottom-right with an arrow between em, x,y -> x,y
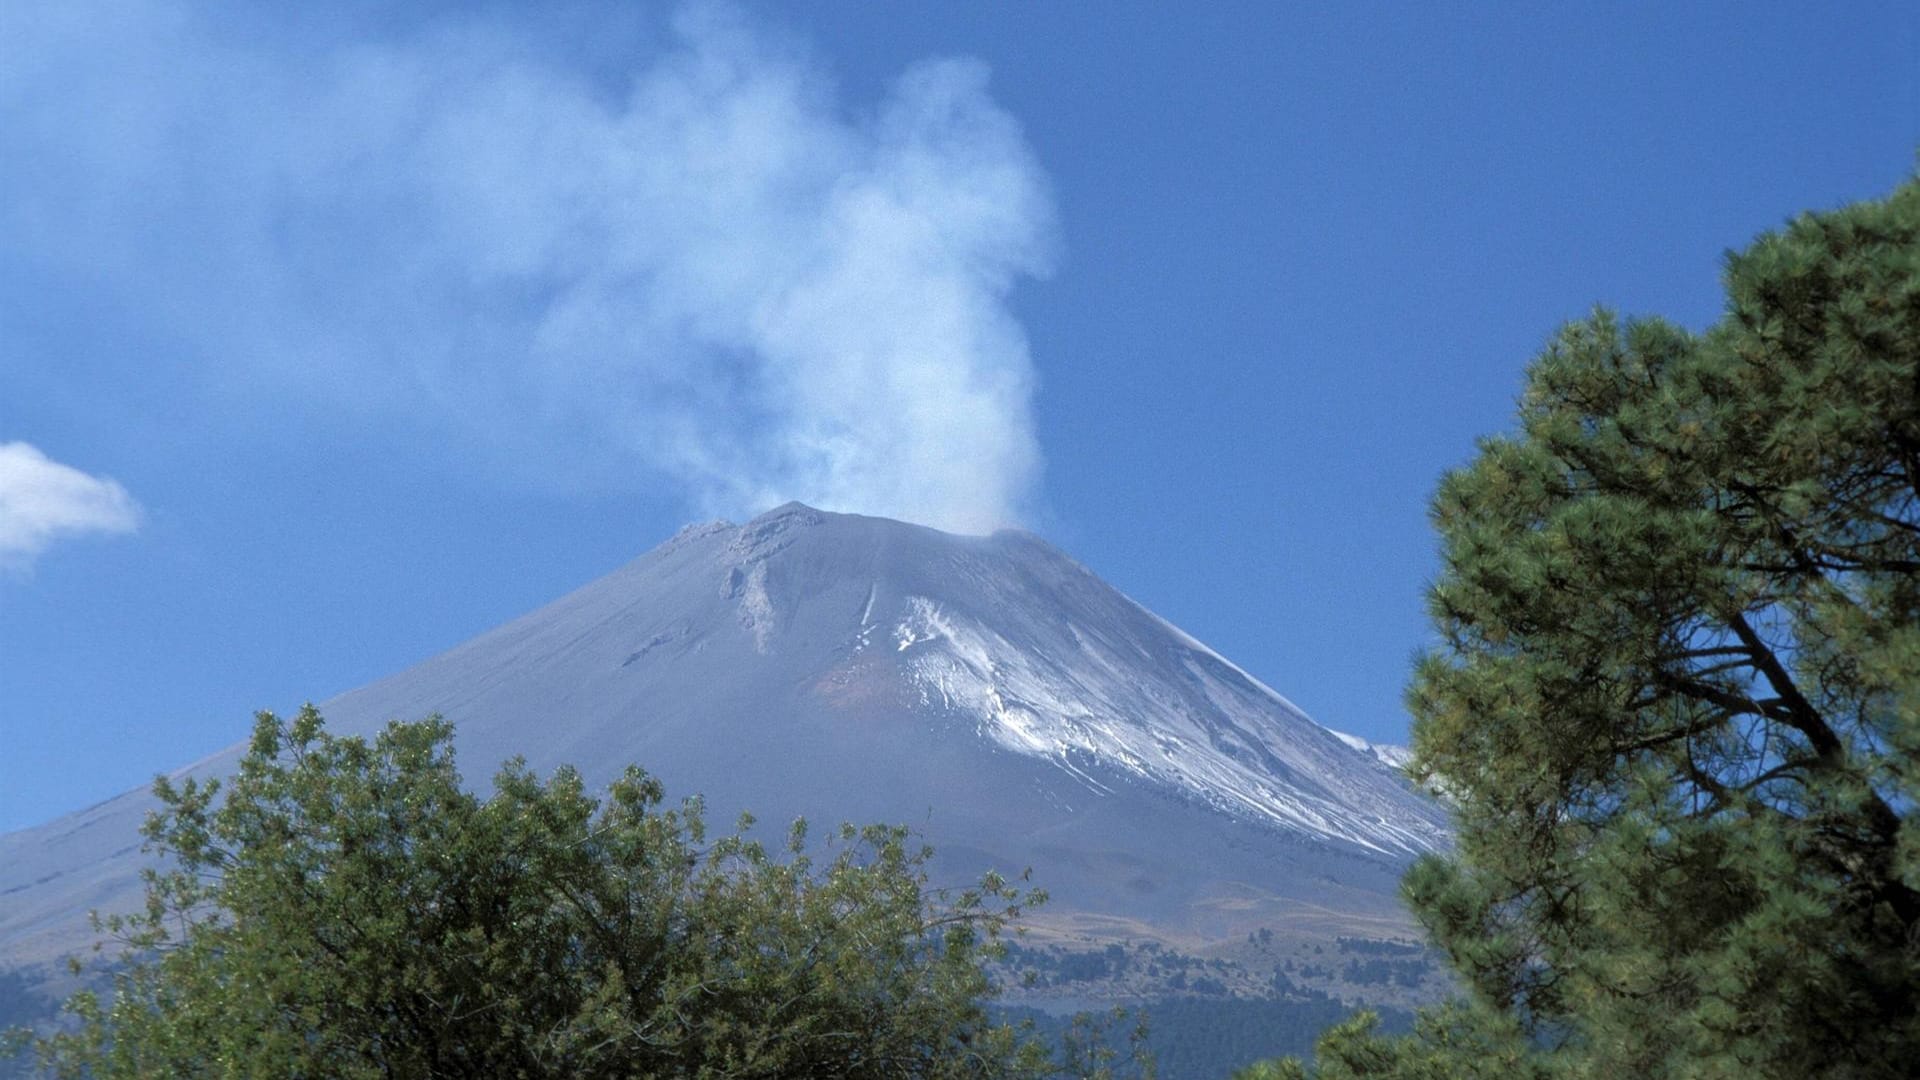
1328,730 -> 1415,770
891,596 -> 1443,856
1135,603 -> 1311,720
1138,600 -> 1415,774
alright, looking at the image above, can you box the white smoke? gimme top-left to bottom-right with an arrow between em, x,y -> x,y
0,443 -> 140,571
0,2 -> 1055,532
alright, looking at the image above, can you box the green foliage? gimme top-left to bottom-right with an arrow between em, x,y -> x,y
9,706 -> 1143,1079
1247,176 -> 1920,1077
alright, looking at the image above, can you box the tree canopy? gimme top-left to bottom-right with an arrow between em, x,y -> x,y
1246,176 -> 1920,1078
7,706 -> 1145,1079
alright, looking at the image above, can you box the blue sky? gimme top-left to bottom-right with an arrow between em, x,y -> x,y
2,1 -> 1914,831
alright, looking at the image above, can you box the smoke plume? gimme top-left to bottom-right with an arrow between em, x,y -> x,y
0,2 -> 1056,532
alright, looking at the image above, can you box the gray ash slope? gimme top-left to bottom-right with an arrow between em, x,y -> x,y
1,503 -> 1447,971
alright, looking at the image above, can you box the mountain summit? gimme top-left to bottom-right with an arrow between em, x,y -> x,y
1,504 -> 1446,973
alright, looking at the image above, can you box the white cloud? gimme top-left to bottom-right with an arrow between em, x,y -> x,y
0,443 -> 141,571
0,2 -> 1057,533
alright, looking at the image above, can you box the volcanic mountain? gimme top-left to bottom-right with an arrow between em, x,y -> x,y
0,503 -> 1448,978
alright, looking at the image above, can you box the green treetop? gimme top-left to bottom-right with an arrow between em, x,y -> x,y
9,706 -> 1148,1079
1242,175 -> 1920,1078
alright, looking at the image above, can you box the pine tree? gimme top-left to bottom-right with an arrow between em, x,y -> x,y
1245,175 -> 1920,1078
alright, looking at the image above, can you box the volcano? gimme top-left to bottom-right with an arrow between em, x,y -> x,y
0,503 -> 1447,977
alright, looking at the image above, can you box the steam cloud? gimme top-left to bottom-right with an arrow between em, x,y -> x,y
0,3 -> 1056,532
0,443 -> 141,571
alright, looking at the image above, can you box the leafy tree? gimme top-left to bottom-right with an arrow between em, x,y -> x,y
1245,177 -> 1920,1078
8,706 -> 1147,1079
